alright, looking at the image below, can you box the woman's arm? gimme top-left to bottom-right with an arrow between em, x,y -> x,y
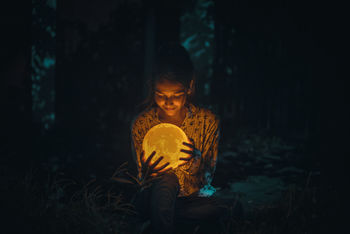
131,118 -> 144,179
201,116 -> 220,186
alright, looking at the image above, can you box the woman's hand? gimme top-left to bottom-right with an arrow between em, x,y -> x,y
140,151 -> 172,178
179,138 -> 201,166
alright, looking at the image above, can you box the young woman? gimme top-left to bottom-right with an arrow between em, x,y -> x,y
131,43 -> 230,233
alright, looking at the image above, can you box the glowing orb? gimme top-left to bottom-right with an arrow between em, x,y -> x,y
142,123 -> 191,169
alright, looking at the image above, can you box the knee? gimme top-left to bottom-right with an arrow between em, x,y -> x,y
152,172 -> 180,197
162,172 -> 179,186
156,172 -> 179,188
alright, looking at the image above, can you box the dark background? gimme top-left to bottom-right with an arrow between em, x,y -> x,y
2,0 -> 347,233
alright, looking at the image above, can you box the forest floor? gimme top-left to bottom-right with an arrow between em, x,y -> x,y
2,128 -> 321,234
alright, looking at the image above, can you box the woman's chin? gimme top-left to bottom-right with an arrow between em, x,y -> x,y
164,109 -> 179,117
165,112 -> 177,117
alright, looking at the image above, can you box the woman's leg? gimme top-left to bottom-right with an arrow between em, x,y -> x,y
149,172 -> 180,233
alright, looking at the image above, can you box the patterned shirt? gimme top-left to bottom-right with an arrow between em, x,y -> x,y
131,103 -> 220,197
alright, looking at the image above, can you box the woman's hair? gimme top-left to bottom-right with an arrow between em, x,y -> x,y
142,43 -> 196,110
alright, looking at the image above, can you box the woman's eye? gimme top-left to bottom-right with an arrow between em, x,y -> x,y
174,94 -> 184,99
155,94 -> 184,99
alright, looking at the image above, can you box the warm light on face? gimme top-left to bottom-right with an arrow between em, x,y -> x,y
154,80 -> 188,117
142,123 -> 191,169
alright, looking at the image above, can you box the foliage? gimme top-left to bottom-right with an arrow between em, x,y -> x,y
10,168 -> 135,234
180,0 -> 215,97
56,2 -> 145,147
224,129 -> 299,157
5,126 -> 318,233
221,184 -> 320,234
111,161 -> 163,193
32,0 -> 56,131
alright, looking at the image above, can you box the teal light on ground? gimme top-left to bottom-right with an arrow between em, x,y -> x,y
230,176 -> 286,205
199,184 -> 216,197
198,171 -> 216,197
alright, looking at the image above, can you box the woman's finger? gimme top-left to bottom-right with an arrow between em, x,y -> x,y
145,151 -> 156,166
178,160 -> 189,167
180,149 -> 193,155
149,156 -> 164,171
141,151 -> 146,163
150,166 -> 172,177
182,142 -> 194,149
153,162 -> 170,173
157,166 -> 173,174
179,158 -> 192,161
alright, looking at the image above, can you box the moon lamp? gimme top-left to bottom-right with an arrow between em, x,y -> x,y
142,123 -> 192,169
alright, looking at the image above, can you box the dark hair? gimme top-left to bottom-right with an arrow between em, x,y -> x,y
142,43 -> 196,109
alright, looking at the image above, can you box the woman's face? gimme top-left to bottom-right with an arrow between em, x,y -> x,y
154,79 -> 189,118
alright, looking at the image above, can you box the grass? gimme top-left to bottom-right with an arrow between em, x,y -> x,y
3,165 -> 320,234
4,167 -> 136,234
3,130 -> 321,233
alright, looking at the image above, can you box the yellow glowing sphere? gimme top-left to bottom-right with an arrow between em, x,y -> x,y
142,123 -> 191,169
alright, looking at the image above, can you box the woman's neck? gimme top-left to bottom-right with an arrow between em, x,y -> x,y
157,106 -> 187,127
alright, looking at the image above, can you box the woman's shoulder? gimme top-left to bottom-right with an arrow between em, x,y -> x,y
131,107 -> 157,129
190,104 -> 220,124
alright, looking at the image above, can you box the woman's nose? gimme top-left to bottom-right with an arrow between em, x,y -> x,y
165,96 -> 174,105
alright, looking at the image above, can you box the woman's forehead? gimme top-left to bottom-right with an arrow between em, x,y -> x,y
155,80 -> 185,93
